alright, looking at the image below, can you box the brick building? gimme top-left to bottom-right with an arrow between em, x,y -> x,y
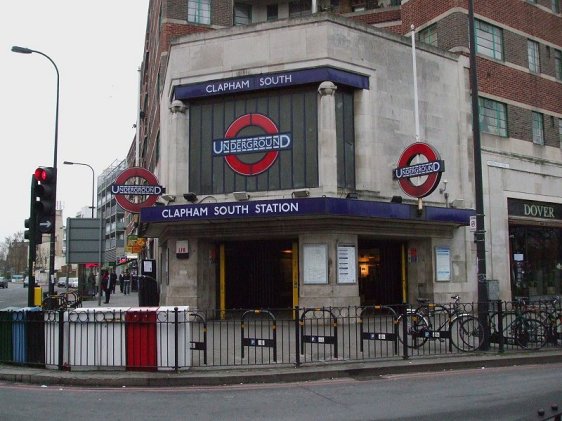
128,0 -> 561,308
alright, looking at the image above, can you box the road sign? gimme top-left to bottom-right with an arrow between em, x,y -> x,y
469,215 -> 477,232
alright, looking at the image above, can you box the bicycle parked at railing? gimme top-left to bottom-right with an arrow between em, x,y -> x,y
522,296 -> 561,347
397,295 -> 484,352
488,297 -> 547,350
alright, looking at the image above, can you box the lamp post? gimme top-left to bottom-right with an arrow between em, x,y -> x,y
12,45 -> 60,297
63,161 -> 103,305
468,0 -> 489,348
63,161 -> 95,218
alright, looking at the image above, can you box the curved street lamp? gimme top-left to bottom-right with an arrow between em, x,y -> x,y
12,45 -> 60,297
63,161 -> 95,218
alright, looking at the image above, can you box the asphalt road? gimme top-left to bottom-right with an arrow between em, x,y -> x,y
1,363 -> 561,420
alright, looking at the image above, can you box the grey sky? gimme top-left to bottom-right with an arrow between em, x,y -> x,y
1,1 -> 149,240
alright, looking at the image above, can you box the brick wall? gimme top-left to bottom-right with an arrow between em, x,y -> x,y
436,12 -> 468,52
478,58 -> 561,114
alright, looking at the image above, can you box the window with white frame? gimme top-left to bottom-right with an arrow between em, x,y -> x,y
532,112 -> 544,145
555,49 -> 562,80
478,97 -> 507,137
419,25 -> 437,47
234,3 -> 252,25
475,20 -> 503,60
528,40 -> 540,73
188,0 -> 210,24
559,118 -> 562,147
552,0 -> 560,13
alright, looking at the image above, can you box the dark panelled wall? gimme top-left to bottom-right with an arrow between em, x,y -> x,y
188,86 -> 356,194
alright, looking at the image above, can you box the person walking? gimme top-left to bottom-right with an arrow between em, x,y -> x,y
123,270 -> 131,295
101,270 -> 112,304
110,269 -> 117,294
119,272 -> 124,293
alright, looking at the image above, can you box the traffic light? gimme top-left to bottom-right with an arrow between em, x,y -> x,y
33,166 -> 57,235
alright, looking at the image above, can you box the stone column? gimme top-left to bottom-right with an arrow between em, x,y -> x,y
168,99 -> 189,197
317,81 -> 338,195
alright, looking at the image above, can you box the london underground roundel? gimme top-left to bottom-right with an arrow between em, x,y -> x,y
223,113 -> 281,176
392,142 -> 445,198
111,167 -> 164,213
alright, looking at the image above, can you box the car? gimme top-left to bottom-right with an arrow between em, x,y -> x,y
57,277 -> 68,287
23,277 -> 28,288
68,277 -> 79,288
0,278 -> 7,288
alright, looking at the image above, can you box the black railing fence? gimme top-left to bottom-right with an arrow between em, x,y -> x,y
0,299 -> 560,371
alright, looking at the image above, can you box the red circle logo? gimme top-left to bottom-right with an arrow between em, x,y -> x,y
113,167 -> 162,213
394,142 -> 444,198
224,114 -> 280,176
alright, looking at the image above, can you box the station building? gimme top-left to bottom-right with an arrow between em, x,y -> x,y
129,1 -> 562,309
134,13 -> 478,310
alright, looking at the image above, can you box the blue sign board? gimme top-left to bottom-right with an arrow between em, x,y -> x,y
140,197 -> 474,226
173,67 -> 369,100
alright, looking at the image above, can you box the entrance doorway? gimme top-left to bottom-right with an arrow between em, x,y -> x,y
358,240 -> 405,305
223,240 -> 295,309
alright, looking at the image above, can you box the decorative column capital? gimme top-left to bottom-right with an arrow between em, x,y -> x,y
169,99 -> 187,114
318,81 -> 337,96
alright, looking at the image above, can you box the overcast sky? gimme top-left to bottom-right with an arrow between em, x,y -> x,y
1,1 -> 149,241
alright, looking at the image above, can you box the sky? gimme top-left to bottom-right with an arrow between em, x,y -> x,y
0,0 -> 149,241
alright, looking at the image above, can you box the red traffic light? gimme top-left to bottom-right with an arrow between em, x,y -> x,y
34,167 -> 55,183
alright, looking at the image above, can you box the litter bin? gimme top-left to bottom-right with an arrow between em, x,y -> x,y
12,307 -> 44,365
0,307 -> 18,363
67,307 -> 128,368
125,307 -> 157,371
157,306 -> 191,370
138,276 -> 160,307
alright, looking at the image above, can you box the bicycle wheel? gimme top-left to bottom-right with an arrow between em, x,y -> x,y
397,312 -> 429,349
450,315 -> 484,351
514,318 -> 547,350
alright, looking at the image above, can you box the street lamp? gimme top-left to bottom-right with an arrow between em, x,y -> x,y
63,160 -> 103,305
468,0 -> 489,348
63,161 -> 95,218
12,45 -> 60,297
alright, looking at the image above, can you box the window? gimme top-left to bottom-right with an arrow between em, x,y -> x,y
267,4 -> 278,21
234,3 -> 252,25
188,0 -> 210,24
419,25 -> 437,47
532,112 -> 544,145
475,20 -> 503,60
528,40 -> 540,73
289,0 -> 312,17
478,97 -> 507,137
552,0 -> 560,12
559,118 -> 562,147
555,49 -> 562,80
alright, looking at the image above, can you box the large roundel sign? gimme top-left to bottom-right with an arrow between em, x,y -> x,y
111,167 -> 164,213
213,113 -> 292,176
392,142 -> 445,198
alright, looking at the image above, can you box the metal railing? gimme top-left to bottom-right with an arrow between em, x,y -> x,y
0,299 -> 560,371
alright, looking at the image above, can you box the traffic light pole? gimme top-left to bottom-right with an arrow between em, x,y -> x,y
27,175 -> 36,307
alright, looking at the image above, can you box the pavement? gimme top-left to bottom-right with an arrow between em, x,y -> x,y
2,289 -> 562,388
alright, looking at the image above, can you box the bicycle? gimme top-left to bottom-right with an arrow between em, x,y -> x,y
523,296 -> 561,347
488,297 -> 547,350
397,295 -> 484,352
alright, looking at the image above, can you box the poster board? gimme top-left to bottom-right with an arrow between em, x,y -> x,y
303,244 -> 328,284
337,245 -> 357,284
435,246 -> 451,281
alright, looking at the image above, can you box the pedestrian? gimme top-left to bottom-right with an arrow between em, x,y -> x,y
110,269 -> 117,294
101,270 -> 112,304
123,270 -> 131,295
119,273 -> 124,293
88,271 -> 96,297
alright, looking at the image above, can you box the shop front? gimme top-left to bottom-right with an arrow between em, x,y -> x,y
508,198 -> 562,299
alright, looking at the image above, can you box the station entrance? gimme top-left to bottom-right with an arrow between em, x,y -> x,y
358,240 -> 405,306
223,240 -> 295,309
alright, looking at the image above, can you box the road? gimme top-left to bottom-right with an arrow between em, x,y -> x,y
0,364 -> 561,420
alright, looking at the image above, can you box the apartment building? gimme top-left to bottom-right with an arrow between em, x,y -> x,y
129,0 -> 561,307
